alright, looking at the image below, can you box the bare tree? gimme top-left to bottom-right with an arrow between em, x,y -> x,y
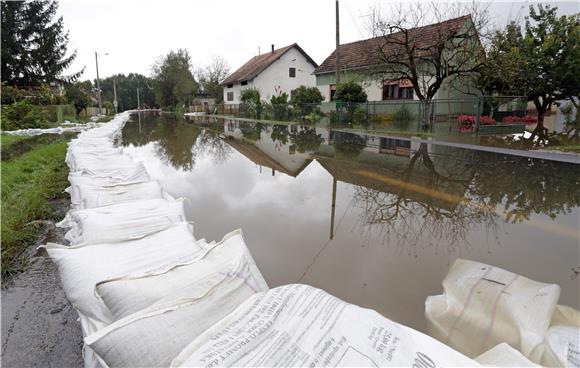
368,2 -> 491,129
197,55 -> 230,103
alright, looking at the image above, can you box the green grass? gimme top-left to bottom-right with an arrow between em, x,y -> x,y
546,144 -> 580,153
1,138 -> 70,277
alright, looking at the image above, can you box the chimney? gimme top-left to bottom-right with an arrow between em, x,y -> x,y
271,44 -> 275,54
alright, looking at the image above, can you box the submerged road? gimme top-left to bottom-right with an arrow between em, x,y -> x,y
1,204 -> 83,367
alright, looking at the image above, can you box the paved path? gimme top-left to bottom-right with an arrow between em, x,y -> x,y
336,129 -> 580,164
1,218 -> 83,367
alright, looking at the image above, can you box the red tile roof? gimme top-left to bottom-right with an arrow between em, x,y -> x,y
314,15 -> 472,75
221,43 -> 318,85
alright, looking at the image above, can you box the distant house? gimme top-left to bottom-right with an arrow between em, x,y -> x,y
313,15 -> 479,103
221,43 -> 318,105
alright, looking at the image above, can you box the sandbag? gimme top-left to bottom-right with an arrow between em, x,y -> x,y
171,284 -> 478,367
425,259 -> 560,362
542,325 -> 580,367
69,161 -> 150,181
62,198 -> 188,245
44,223 -> 203,336
69,154 -> 137,174
85,230 -> 268,368
72,180 -> 168,209
67,161 -> 150,188
475,343 -> 539,367
66,148 -> 124,171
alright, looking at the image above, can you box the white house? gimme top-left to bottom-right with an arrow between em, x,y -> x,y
221,43 -> 318,104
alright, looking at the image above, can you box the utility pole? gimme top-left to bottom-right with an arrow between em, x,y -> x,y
113,77 -> 118,114
95,52 -> 102,114
335,0 -> 340,85
136,87 -> 140,111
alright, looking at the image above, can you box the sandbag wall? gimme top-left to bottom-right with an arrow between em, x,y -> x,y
45,112 -> 577,367
48,111 -> 269,367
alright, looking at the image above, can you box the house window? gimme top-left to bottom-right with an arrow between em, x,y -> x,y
383,80 -> 414,100
227,92 -> 234,102
289,68 -> 296,78
227,83 -> 233,88
241,80 -> 248,86
330,84 -> 336,101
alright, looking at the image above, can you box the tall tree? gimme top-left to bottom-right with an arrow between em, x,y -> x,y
197,55 -> 229,103
100,73 -> 156,111
1,0 -> 82,86
151,49 -> 198,108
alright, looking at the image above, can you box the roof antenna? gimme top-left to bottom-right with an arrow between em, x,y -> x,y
258,46 -> 260,55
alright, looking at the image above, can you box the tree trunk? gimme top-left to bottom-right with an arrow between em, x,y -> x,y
531,98 -> 549,141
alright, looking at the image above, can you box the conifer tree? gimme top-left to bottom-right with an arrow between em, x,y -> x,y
1,0 -> 82,86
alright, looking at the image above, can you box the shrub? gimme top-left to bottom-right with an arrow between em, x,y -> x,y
503,115 -> 538,125
240,88 -> 262,118
456,114 -> 496,132
291,86 -> 324,116
335,81 -> 367,103
1,100 -> 50,131
392,105 -> 414,129
270,92 -> 289,120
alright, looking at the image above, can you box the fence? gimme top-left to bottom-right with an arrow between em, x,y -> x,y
213,96 -> 530,135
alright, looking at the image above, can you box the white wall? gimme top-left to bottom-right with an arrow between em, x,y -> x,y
223,47 -> 316,104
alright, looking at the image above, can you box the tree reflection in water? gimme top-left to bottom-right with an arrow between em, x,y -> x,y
349,141 -> 580,256
289,127 -> 324,154
121,113 -> 231,171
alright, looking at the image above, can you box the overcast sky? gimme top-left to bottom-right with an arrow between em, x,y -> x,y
58,0 -> 579,82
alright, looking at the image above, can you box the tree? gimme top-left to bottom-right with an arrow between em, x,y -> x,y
151,49 -> 198,108
197,55 -> 229,103
1,0 -> 82,86
481,5 -> 579,138
371,2 -> 489,129
65,80 -> 92,115
100,73 -> 156,111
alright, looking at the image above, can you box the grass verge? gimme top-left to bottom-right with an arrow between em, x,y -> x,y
1,137 -> 70,278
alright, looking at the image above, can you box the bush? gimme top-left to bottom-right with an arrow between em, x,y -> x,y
335,81 -> 367,103
1,100 -> 50,131
353,106 -> 367,125
240,88 -> 262,118
270,92 -> 289,120
392,105 -> 414,129
291,86 -> 324,116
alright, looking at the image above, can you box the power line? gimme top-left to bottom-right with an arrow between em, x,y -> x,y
344,1 -> 365,39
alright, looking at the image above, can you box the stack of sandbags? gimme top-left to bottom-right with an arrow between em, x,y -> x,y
46,112 -> 269,368
426,258 -> 580,367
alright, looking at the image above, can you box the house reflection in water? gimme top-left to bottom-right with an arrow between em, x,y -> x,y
220,120 -> 475,241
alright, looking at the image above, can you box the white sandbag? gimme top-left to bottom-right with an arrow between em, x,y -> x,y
85,230 -> 268,368
542,306 -> 580,367
44,223 -> 203,336
96,229 -> 266,320
67,161 -> 150,186
542,326 -> 580,367
66,148 -> 124,171
551,305 -> 580,328
72,180 -> 168,209
475,343 -> 539,367
63,198 -> 188,245
69,154 -> 136,173
69,160 -> 150,181
425,259 -> 560,362
171,284 -> 478,367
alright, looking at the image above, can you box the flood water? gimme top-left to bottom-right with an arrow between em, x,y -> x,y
121,112 -> 580,333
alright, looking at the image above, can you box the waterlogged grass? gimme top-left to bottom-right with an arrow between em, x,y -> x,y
1,138 -> 70,277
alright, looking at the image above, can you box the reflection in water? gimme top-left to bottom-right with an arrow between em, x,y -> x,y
121,113 -> 580,329
123,114 -> 231,170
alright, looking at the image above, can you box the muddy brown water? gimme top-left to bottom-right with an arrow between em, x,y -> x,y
121,112 -> 580,333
